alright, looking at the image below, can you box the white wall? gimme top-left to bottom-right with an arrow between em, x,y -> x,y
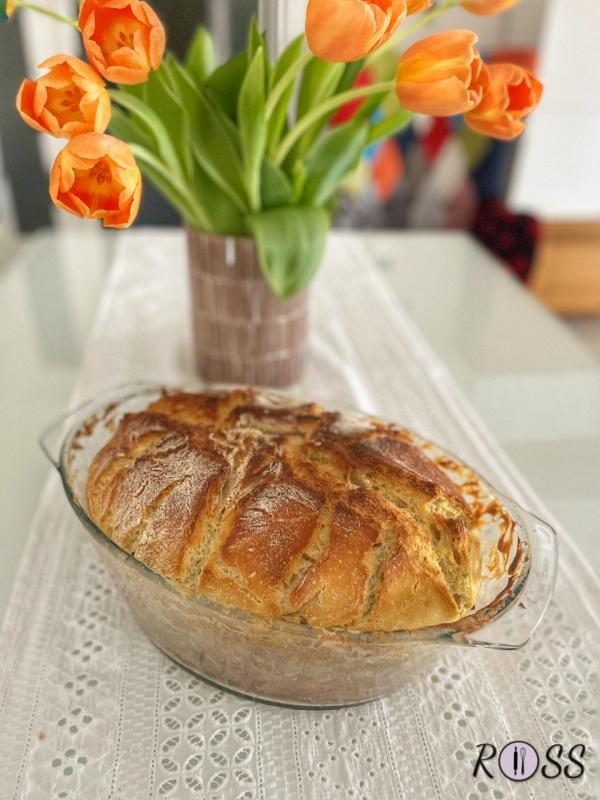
258,0 -> 308,57
510,0 -> 600,218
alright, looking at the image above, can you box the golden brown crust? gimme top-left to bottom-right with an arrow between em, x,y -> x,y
85,390 -> 482,631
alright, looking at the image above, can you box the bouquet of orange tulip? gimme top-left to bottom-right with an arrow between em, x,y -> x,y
5,0 -> 542,298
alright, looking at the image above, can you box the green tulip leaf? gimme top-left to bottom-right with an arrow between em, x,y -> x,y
302,120 -> 368,207
162,57 -> 199,109
337,59 -> 366,94
291,159 -> 307,203
145,62 -> 194,178
156,58 -> 248,213
238,48 -> 267,211
266,34 -> 304,158
109,105 -> 155,153
297,59 -> 344,120
185,26 -> 215,88
188,162 -> 246,236
204,51 -> 248,121
247,16 -> 270,86
353,90 -> 390,124
290,58 -> 345,162
116,81 -> 145,101
109,89 -> 183,179
191,91 -> 248,213
129,144 -> 208,230
247,206 -> 329,299
261,160 -> 294,209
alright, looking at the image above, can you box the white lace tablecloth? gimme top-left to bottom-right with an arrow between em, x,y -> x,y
1,230 -> 598,800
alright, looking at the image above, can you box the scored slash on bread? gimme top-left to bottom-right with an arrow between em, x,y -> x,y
85,389 -> 482,632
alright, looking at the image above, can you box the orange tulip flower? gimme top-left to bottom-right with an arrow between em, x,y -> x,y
16,55 -> 110,139
79,0 -> 166,84
50,134 -> 142,229
395,30 -> 488,116
1,0 -> 16,19
465,63 -> 542,140
407,0 -> 432,13
461,0 -> 519,14
306,0 -> 407,63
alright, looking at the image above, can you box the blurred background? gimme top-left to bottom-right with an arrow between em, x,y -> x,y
2,0 -> 599,316
1,0 -> 599,607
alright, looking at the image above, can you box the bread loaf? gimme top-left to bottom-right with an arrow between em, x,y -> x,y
86,389 -> 482,631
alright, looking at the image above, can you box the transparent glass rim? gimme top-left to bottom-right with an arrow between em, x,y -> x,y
41,381 -> 555,649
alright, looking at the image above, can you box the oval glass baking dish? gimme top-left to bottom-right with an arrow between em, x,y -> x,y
41,383 -> 558,708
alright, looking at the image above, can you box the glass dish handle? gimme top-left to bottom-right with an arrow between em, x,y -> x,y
40,409 -> 73,470
39,381 -> 162,469
464,497 -> 559,650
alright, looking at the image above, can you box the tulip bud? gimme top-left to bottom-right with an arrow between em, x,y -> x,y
461,0 -> 519,15
396,30 -> 488,116
306,0 -> 407,63
407,0 -> 432,14
465,63 -> 543,140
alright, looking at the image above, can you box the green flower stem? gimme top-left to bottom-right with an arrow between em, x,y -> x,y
275,79 -> 396,166
366,0 -> 459,65
265,49 -> 313,120
12,0 -> 79,28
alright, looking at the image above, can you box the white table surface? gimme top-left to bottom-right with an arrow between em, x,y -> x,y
364,231 -> 600,577
1,227 -> 599,627
0,228 -> 114,617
